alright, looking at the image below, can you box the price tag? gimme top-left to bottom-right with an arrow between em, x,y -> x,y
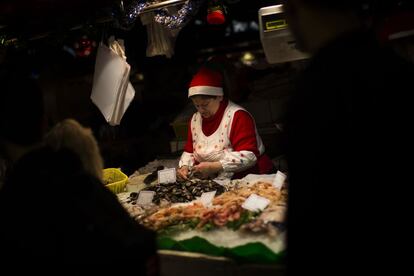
242,194 -> 270,212
273,171 -> 287,190
199,191 -> 216,207
137,191 -> 155,206
158,168 -> 176,184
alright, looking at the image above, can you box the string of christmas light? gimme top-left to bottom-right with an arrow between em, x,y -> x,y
123,0 -> 152,26
123,0 -> 205,29
154,0 -> 205,29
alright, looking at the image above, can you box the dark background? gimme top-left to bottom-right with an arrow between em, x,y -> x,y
1,0 -> 413,174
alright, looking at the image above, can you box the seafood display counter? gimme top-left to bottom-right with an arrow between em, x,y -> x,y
117,167 -> 286,274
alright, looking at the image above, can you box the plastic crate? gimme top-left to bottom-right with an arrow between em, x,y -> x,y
103,168 -> 128,194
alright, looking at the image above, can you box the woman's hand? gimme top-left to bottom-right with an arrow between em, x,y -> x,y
177,166 -> 189,181
192,162 -> 223,179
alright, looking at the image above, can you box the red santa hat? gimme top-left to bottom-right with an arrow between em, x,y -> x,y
188,67 -> 223,98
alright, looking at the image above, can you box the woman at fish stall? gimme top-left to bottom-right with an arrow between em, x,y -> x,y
177,65 -> 274,180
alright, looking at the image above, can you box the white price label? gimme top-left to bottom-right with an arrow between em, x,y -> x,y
200,191 -> 216,207
137,191 -> 155,206
158,168 -> 176,184
273,171 -> 287,190
242,194 -> 270,212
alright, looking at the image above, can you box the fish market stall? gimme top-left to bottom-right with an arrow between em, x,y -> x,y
113,165 -> 287,274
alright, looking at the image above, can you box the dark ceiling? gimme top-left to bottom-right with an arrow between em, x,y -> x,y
0,0 -> 112,31
0,0 -> 281,67
4,0 -> 410,52
0,0 -> 278,35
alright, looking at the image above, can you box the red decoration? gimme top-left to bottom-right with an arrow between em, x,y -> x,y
207,0 -> 226,25
74,35 -> 97,58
